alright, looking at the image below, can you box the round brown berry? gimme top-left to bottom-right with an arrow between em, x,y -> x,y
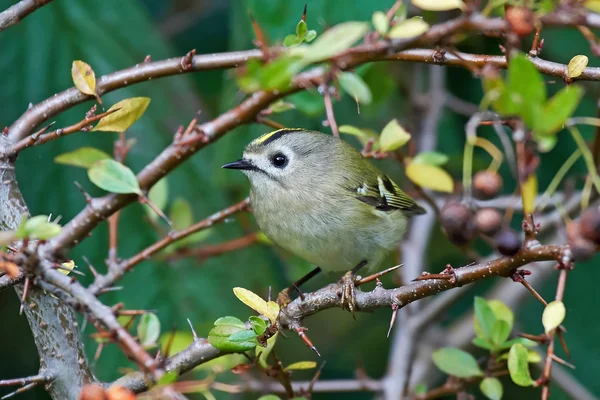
473,171 -> 503,199
440,202 -> 477,245
475,208 -> 503,237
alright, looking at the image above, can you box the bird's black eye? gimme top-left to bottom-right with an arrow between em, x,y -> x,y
270,153 -> 288,168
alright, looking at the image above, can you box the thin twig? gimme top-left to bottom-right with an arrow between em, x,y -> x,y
6,108 -> 120,157
89,198 -> 250,293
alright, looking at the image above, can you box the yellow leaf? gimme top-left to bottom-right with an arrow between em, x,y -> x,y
267,301 -> 280,322
91,97 -> 151,133
411,0 -> 465,11
585,0 -> 600,13
387,17 -> 429,39
406,162 -> 454,193
59,260 -> 75,275
567,55 -> 588,79
379,119 -> 411,151
284,361 -> 317,371
233,287 -> 278,323
71,61 -> 96,96
521,174 -> 537,215
542,300 -> 566,334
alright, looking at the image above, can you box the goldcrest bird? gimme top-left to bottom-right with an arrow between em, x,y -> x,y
223,128 -> 425,312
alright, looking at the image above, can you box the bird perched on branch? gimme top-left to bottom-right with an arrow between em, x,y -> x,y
223,128 -> 425,314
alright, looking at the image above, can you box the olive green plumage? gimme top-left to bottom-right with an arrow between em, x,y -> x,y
223,129 -> 425,273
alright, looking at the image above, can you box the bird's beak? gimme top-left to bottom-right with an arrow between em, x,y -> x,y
222,158 -> 255,170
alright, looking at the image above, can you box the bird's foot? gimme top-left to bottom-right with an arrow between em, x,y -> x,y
339,270 -> 359,319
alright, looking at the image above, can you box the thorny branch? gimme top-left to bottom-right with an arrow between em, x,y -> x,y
2,3 -> 600,400
115,241 -> 570,394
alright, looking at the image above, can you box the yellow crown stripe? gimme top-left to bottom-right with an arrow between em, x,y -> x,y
252,128 -> 304,145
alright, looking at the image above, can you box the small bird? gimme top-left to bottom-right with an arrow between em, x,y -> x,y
223,128 -> 425,312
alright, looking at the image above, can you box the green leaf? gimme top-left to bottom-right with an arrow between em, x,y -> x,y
228,329 -> 258,344
338,72 -> 372,104
23,215 -> 62,240
54,147 -> 111,169
406,162 -> 454,193
208,331 -> 256,352
91,97 -> 150,132
508,344 -> 535,386
284,361 -> 317,371
339,125 -> 379,148
208,320 -> 255,353
480,377 -> 503,400
542,300 -> 566,334
412,151 -> 449,166
474,297 -> 496,340
379,119 -> 411,151
304,30 -> 317,42
249,316 -> 267,336
144,177 -> 168,222
535,85 -> 584,136
472,337 -> 493,350
236,59 -> 262,92
260,56 -> 303,91
498,348 -> 542,363
412,0 -> 465,11
267,100 -> 296,113
536,135 -> 558,153
257,396 -> 281,400
491,320 -> 511,347
303,21 -> 369,63
498,337 -> 538,350
482,73 -> 516,115
372,11 -> 389,34
432,347 -> 483,378
170,198 -> 193,230
138,313 -> 161,348
507,54 -> 546,107
214,316 -> 246,329
568,55 -> 588,79
88,159 -> 141,195
296,20 -> 307,38
283,34 -> 303,48
257,332 -> 278,368
158,371 -> 179,385
387,17 -> 429,39
474,300 -> 514,339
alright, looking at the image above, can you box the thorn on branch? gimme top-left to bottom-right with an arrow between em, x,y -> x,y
294,326 -> 320,356
249,11 -> 270,61
387,303 -> 398,338
356,264 -> 402,286
413,264 -> 456,284
187,318 -> 199,340
180,49 -> 196,71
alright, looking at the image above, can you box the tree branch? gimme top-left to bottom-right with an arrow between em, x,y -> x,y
7,49 -> 264,142
0,0 -> 53,33
278,243 -> 568,329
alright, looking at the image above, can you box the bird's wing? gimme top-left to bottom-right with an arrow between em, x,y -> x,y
354,175 -> 426,215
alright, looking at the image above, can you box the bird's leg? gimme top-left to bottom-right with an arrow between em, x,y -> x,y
340,260 -> 368,318
276,266 -> 322,308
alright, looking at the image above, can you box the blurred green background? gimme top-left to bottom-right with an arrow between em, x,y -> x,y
0,0 -> 598,399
